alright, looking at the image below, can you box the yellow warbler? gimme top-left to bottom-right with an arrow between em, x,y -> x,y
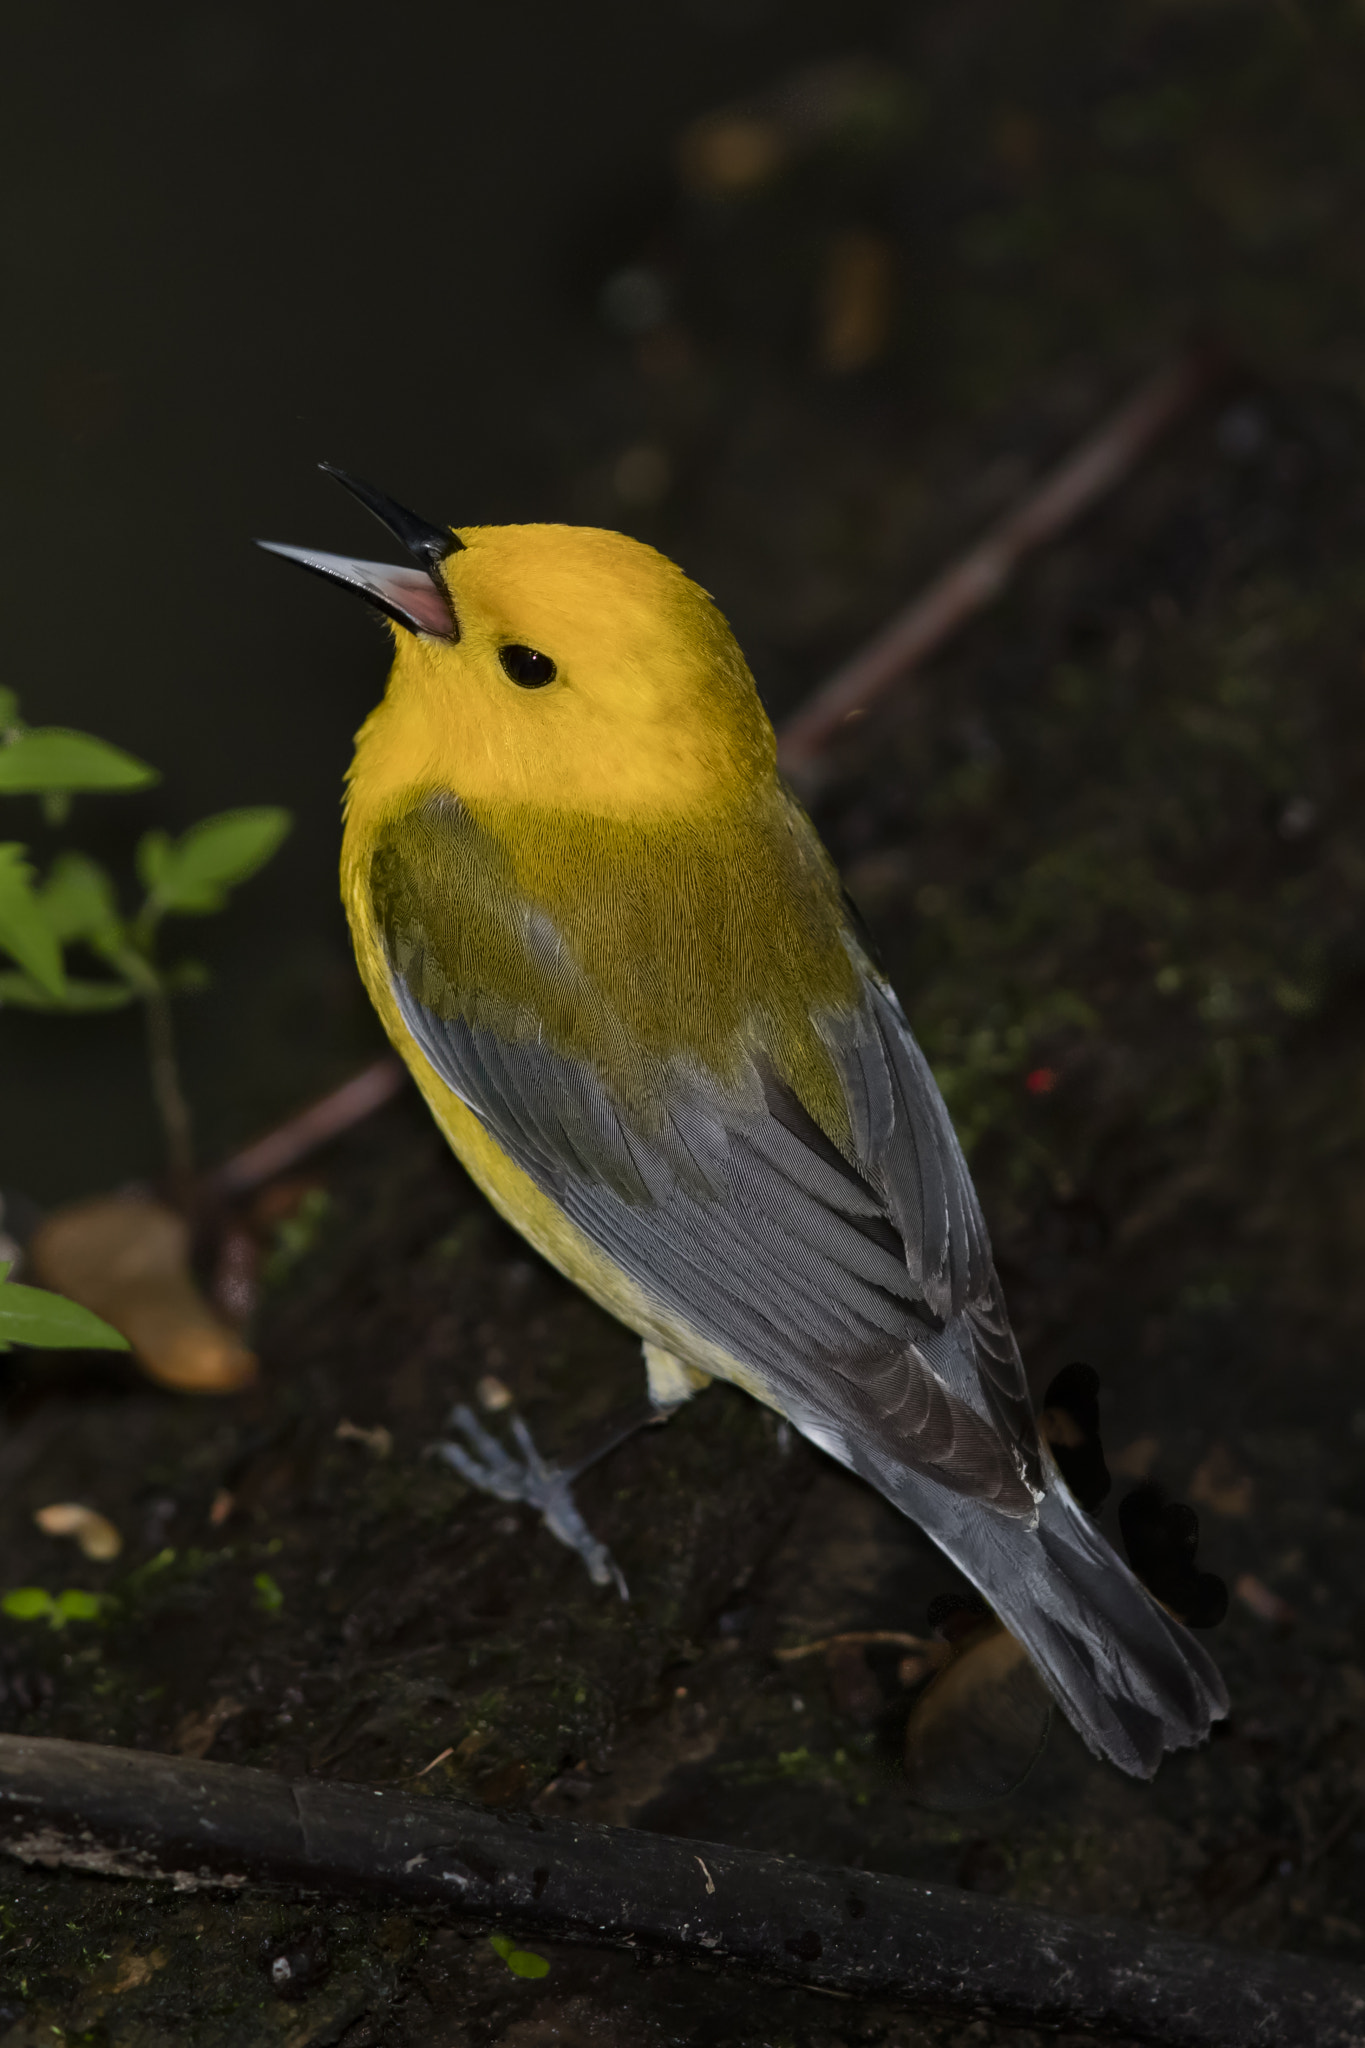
261,470 -> 1226,1777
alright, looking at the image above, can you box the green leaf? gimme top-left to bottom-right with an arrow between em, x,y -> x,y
0,689 -> 19,731
0,728 -> 158,795
253,1570 -> 284,1614
39,851 -> 123,947
145,808 -> 292,915
1,1588 -> 55,1622
0,971 -> 133,1012
135,828 -> 171,893
0,844 -> 65,998
0,1271 -> 130,1351
51,1589 -> 104,1628
0,970 -> 51,1009
0,1587 -> 107,1631
488,1935 -> 549,1980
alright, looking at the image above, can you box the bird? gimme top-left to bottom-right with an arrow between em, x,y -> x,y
260,467 -> 1228,1780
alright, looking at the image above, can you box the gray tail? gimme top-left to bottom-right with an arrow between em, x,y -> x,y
911,1470 -> 1229,1778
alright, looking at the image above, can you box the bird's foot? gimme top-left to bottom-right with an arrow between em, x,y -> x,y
430,1404 -> 628,1600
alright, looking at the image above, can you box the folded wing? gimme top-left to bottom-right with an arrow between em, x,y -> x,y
386,853 -> 1040,1514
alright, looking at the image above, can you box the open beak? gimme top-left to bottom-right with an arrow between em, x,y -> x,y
257,466 -> 462,641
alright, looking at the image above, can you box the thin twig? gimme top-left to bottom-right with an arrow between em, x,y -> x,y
205,1056 -> 407,1200
411,1746 -> 454,1780
776,342 -> 1231,783
0,1733 -> 1360,2046
774,1630 -> 937,1663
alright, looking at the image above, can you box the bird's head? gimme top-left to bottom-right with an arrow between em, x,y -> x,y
260,469 -> 776,829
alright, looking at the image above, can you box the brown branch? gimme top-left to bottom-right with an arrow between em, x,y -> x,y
773,1630 -> 938,1662
205,1057 -> 407,1200
0,1733 -> 1360,2046
776,342 -> 1231,783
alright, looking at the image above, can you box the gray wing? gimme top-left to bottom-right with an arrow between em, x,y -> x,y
833,975 -> 1040,1463
393,943 -> 1039,1514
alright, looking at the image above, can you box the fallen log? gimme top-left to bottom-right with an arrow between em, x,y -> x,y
0,1733 -> 1358,2047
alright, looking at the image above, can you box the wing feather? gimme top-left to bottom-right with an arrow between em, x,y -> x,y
394,938 -> 1040,1511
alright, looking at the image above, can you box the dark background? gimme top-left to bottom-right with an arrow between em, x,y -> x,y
8,0 -> 1365,1203
3,0 -> 891,1196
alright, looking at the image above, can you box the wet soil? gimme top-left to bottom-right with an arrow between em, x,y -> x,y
7,4 -> 1365,2042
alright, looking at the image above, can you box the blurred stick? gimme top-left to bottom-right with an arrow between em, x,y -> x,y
205,1056 -> 406,1200
777,342 -> 1231,783
0,1732 -> 1360,2046
774,1629 -> 936,1662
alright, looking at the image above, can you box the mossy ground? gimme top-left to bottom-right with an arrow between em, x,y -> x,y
7,4 -> 1365,2042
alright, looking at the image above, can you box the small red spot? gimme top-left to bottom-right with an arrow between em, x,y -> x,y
1025,1067 -> 1057,1095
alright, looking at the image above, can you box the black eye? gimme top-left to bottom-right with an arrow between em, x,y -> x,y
499,643 -> 557,688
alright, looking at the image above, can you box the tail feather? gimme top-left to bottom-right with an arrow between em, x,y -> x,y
880,1461 -> 1229,1778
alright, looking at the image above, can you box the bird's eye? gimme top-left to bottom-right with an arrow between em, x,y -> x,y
498,643 -> 557,688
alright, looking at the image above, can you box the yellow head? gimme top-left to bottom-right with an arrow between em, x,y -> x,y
371,523 -> 775,823
261,467 -> 858,1131
260,472 -> 776,836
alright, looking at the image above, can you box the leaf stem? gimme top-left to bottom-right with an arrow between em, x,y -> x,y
110,941 -> 195,1207
142,981 -> 195,1207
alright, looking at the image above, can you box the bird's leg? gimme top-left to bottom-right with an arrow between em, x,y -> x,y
642,1340 -> 712,1409
430,1345 -> 711,1600
430,1396 -> 666,1602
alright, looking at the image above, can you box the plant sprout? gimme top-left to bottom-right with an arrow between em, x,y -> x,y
0,687 -> 291,1203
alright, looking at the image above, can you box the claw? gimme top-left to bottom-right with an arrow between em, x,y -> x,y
431,1404 -> 628,1600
